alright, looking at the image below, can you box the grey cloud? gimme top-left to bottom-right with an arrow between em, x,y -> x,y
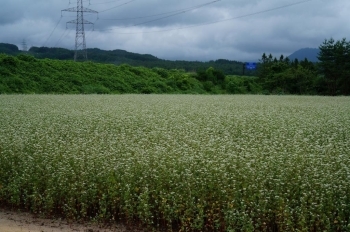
0,0 -> 349,61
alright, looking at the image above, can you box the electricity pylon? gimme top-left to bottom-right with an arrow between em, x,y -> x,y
62,0 -> 98,61
21,39 -> 28,52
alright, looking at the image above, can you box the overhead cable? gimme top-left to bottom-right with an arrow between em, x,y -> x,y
98,0 -> 137,13
108,0 -> 313,35
99,0 -> 221,21
43,16 -> 63,47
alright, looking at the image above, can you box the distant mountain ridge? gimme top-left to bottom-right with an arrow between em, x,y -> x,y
0,42 -> 320,74
0,43 -> 248,75
288,48 -> 319,62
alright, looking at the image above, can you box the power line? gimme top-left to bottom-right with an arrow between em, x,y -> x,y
45,0 -> 313,50
82,0 -> 135,17
90,0 -> 125,5
107,0 -> 313,35
93,0 -> 221,32
98,0 -> 137,13
42,16 -> 62,47
85,18 -> 100,39
55,28 -> 70,47
87,0 -> 220,35
130,0 -> 220,28
99,0 -> 221,21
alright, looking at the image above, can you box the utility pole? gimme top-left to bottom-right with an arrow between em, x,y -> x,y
62,0 -> 98,61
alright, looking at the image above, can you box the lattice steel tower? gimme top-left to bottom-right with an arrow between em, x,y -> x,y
21,39 -> 28,52
62,0 -> 98,61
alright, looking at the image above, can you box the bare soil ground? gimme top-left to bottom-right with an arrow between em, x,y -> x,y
0,208 -> 143,232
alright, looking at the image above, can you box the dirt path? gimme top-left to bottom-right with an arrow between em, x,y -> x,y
0,209 -> 137,232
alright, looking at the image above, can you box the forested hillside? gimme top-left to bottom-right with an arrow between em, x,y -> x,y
0,43 -> 19,56
0,43 -> 251,76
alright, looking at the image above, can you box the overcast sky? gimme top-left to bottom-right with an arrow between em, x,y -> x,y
0,0 -> 349,61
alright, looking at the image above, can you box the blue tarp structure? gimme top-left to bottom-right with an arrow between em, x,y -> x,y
245,62 -> 257,70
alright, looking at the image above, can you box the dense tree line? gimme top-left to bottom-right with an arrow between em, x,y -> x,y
318,38 -> 350,95
258,38 -> 350,95
258,53 -> 320,95
0,37 -> 349,95
0,53 -> 259,94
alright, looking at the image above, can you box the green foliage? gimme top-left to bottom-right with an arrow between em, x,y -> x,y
1,55 -> 18,72
0,53 -> 265,95
225,76 -> 262,94
258,53 -> 319,95
196,67 -> 225,85
0,54 -> 224,94
258,38 -> 350,96
82,84 -> 111,94
4,36 -> 349,96
29,47 -> 74,60
194,67 -> 231,93
318,38 -> 350,95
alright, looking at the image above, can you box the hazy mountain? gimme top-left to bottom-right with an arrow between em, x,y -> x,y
0,43 -> 19,55
0,43 -> 249,75
288,48 -> 319,62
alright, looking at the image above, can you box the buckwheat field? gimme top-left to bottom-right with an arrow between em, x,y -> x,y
0,95 -> 349,231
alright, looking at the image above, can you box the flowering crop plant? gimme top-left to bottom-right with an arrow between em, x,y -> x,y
0,95 -> 349,231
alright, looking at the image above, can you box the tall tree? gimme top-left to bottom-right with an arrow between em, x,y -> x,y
279,55 -> 284,62
258,53 -> 317,95
318,38 -> 350,95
